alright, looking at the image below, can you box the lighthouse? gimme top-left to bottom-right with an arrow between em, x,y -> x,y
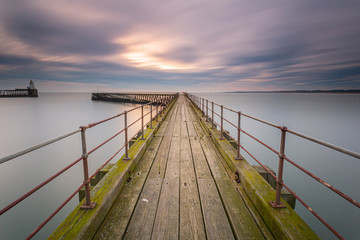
27,80 -> 38,97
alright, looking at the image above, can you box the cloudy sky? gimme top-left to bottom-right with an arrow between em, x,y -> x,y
0,0 -> 359,92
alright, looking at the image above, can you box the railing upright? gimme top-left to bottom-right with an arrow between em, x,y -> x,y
235,111 -> 241,160
141,105 -> 145,140
211,102 -> 215,129
124,111 -> 130,160
80,126 -> 96,209
271,126 -> 287,208
206,99 -> 209,122
150,105 -> 153,129
156,105 -> 159,122
220,105 -> 224,140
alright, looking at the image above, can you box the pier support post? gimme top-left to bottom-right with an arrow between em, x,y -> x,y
271,126 -> 287,208
80,126 -> 96,209
124,111 -> 131,160
220,105 -> 224,140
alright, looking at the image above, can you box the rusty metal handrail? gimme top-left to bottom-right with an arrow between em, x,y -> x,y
185,93 -> 359,240
0,93 -> 178,239
0,129 -> 81,164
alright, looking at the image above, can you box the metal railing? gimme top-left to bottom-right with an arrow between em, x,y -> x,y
185,93 -> 359,240
0,93 -> 178,239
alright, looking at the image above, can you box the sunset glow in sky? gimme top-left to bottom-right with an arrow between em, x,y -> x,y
0,0 -> 360,92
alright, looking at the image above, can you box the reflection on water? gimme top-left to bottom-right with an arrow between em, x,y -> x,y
0,93 -> 149,239
196,92 -> 360,240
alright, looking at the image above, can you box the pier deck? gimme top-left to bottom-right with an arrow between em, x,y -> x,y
93,95 -> 272,239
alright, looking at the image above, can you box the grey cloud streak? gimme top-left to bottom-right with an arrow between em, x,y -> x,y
0,0 -> 359,91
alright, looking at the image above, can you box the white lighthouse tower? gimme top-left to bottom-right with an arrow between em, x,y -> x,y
29,80 -> 35,89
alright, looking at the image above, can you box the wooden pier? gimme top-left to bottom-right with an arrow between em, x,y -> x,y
92,92 -> 177,105
50,94 -> 318,239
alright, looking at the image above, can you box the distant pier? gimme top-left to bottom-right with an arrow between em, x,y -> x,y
92,92 -> 178,105
0,80 -> 38,98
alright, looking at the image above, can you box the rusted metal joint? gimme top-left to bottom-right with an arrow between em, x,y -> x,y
83,179 -> 90,185
280,126 -> 287,132
278,153 -> 285,159
270,201 -> 286,208
276,178 -> 283,185
80,126 -> 88,131
82,153 -> 88,159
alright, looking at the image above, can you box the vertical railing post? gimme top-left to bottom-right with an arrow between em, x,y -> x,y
206,100 -> 209,122
220,105 -> 224,140
80,126 -> 96,209
156,103 -> 159,122
271,126 -> 287,208
235,111 -> 242,160
202,98 -> 205,116
150,104 -> 153,129
211,102 -> 215,129
124,111 -> 131,160
141,105 -> 145,140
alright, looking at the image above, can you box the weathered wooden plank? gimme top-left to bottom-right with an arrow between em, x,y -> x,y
186,118 -> 197,137
199,135 -> 229,179
179,178 -> 206,240
180,136 -> 196,180
217,179 -> 265,240
151,179 -> 180,240
165,105 -> 179,137
155,121 -> 169,136
172,106 -> 181,137
181,103 -> 186,122
156,103 -> 176,136
164,136 -> 180,179
93,137 -> 162,239
124,178 -> 162,240
198,179 -> 235,240
211,145 -> 275,240
148,136 -> 171,179
189,136 -> 212,179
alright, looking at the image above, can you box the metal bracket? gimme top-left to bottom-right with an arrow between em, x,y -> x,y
270,201 -> 286,208
80,202 -> 97,209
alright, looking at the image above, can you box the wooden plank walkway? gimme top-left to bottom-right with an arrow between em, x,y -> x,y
93,95 -> 273,240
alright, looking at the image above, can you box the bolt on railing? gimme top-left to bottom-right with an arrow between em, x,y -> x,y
185,92 -> 359,240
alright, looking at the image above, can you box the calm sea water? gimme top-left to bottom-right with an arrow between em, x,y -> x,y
0,92 -> 359,239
